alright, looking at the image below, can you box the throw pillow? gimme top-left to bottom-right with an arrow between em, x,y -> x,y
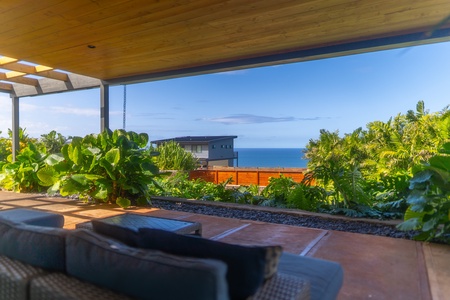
137,228 -> 282,300
66,229 -> 229,300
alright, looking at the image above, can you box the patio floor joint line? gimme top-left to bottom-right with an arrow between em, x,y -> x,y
210,223 -> 251,241
299,230 -> 329,256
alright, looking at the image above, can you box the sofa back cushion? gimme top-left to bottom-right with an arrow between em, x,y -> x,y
137,228 -> 282,300
0,218 -> 67,271
91,218 -> 139,246
66,229 -> 229,300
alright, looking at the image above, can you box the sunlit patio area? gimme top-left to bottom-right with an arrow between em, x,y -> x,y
0,190 -> 448,299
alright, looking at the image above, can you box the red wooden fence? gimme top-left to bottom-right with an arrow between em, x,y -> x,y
189,167 -> 306,186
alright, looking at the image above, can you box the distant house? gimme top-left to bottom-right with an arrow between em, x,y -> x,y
151,136 -> 238,167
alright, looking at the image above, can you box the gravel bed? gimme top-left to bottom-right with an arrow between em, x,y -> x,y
151,199 -> 416,240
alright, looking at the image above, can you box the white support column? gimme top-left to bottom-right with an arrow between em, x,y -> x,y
11,95 -> 20,161
100,82 -> 110,132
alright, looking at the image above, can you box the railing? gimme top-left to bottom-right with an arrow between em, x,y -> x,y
189,167 -> 306,186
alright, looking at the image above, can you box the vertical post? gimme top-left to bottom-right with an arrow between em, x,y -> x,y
11,95 -> 19,161
123,84 -> 127,130
100,82 -> 110,132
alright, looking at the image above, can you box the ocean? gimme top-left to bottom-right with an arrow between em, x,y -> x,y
234,148 -> 308,168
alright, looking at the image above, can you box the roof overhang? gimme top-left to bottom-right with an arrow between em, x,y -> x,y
0,0 -> 449,90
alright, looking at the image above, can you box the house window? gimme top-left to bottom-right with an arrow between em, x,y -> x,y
191,145 -> 202,153
212,145 -> 216,149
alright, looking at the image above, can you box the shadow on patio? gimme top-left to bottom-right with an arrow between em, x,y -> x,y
0,190 -> 448,299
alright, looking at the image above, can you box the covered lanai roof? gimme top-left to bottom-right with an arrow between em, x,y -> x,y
1,0 -> 449,93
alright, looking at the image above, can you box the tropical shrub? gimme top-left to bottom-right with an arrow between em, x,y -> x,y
0,142 -> 47,192
0,128 -> 38,162
303,101 -> 449,217
286,183 -> 327,212
154,172 -> 265,204
261,175 -> 297,207
0,133 -> 8,163
37,130 -> 159,208
397,143 -> 450,243
153,141 -> 198,171
38,130 -> 68,154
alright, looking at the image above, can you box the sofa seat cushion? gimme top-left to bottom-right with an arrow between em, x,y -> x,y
137,228 -> 282,300
66,229 -> 229,300
0,219 -> 68,272
29,272 -> 134,300
278,253 -> 344,300
0,255 -> 47,300
0,208 -> 64,228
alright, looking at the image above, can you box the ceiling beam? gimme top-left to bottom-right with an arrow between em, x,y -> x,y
107,27 -> 450,85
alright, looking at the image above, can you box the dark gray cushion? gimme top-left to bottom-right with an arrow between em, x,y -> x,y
278,253 -> 344,300
0,217 -> 16,235
66,229 -> 229,300
0,219 -> 68,272
137,228 -> 282,300
0,208 -> 64,228
91,218 -> 139,247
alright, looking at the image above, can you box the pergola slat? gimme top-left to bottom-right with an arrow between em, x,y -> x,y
0,58 -> 69,82
0,82 -> 13,92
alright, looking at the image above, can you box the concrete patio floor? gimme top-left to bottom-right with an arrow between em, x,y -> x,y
0,191 -> 448,299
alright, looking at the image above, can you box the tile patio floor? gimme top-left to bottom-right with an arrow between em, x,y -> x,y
0,191 -> 448,299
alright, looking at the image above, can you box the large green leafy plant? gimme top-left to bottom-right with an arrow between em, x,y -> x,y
0,142 -> 47,192
153,141 -> 198,171
38,130 -> 159,208
397,143 -> 450,243
303,101 -> 449,218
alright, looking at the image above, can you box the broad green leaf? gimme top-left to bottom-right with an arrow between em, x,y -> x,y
37,166 -> 58,186
105,148 -> 120,165
137,133 -> 149,148
406,192 -> 427,206
429,155 -> 450,172
85,147 -> 101,155
409,170 -> 433,189
99,131 -> 109,150
422,216 -> 440,232
45,153 -> 65,165
116,197 -> 131,208
404,206 -> 425,221
88,155 -> 97,172
70,174 -> 89,186
61,144 -> 69,160
99,158 -> 116,180
72,146 -> 82,165
47,181 -> 60,195
92,187 -> 108,199
60,180 -> 82,196
396,218 -> 422,231
440,142 -> 450,154
84,174 -> 103,181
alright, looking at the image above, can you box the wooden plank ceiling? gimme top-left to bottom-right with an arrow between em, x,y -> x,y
1,0 -> 450,86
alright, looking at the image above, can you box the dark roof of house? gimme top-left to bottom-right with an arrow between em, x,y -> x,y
152,136 -> 237,144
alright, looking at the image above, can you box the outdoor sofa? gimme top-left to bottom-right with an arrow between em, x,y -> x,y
0,208 -> 343,300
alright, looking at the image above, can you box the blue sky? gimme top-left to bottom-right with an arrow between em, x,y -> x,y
1,41 -> 449,148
